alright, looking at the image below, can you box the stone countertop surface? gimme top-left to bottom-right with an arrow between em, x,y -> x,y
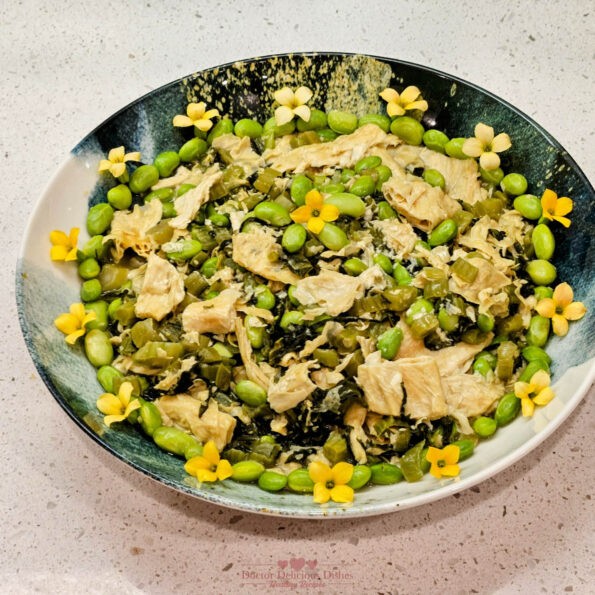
1,1 -> 593,593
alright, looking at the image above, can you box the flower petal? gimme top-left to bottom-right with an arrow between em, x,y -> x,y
172,115 -> 194,127
405,99 -> 428,112
50,230 -> 70,246
530,369 -> 551,392
386,103 -> 405,117
69,227 -> 80,245
440,463 -> 460,478
379,88 -> 399,103
307,217 -> 325,234
290,205 -> 312,224
194,469 -> 218,482
521,397 -> 535,417
425,446 -> 441,465
216,459 -> 233,481
103,413 -> 126,427
541,189 -> 558,214
400,86 -> 422,105
331,462 -> 354,485
110,162 -> 127,178
475,123 -> 494,144
108,146 -> 125,162
514,381 -> 532,400
97,393 -> 123,416
309,461 -> 332,484
184,456 -> 212,474
187,102 -> 206,119
98,159 -> 113,172
50,245 -> 69,261
123,151 -> 141,163
552,215 -> 571,228
65,329 -> 85,345
122,398 -> 141,419
533,386 -> 555,407
203,440 -> 220,466
462,138 -> 484,158
54,313 -> 79,335
535,298 -> 556,318
551,314 -> 569,336
294,86 -> 313,105
194,119 -> 214,132
118,382 -> 134,406
203,109 -> 220,120
293,104 -> 311,122
274,105 -> 294,126
479,152 -> 501,171
330,484 -> 354,503
429,463 -> 443,479
554,196 -> 573,217
491,132 -> 512,153
320,204 -> 340,222
442,444 -> 460,465
65,248 -> 78,262
563,301 -> 586,321
552,282 -> 573,307
305,189 -> 324,209
274,87 -> 295,107
313,483 -> 331,504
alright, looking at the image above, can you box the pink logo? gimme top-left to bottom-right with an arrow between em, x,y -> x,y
277,559 -> 288,569
306,559 -> 318,569
290,557 -> 305,570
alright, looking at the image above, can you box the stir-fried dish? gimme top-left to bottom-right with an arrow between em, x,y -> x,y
51,83 -> 586,504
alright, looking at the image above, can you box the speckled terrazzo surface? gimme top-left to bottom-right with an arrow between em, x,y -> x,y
2,1 -> 594,593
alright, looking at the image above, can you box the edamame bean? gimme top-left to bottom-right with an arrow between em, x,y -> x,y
200,256 -> 218,278
349,175 -> 376,197
423,168 -> 445,189
377,201 -> 397,220
154,151 -> 180,178
354,155 -> 382,173
145,188 -> 174,204
473,356 -> 493,376
377,327 -> 403,360
86,203 -> 114,236
153,426 -> 198,457
521,345 -> 551,365
234,379 -> 267,407
258,470 -> 288,492
373,253 -> 393,274
231,460 -> 265,482
282,223 -> 307,253
287,285 -> 300,306
500,173 -> 528,196
526,259 -> 557,285
323,193 -> 366,217
290,174 -> 313,206
428,219 -> 458,246
81,235 -> 107,260
327,110 -> 358,135
234,118 -> 263,138
138,401 -> 162,437
370,463 -> 403,485
317,222 -> 349,251
178,137 -> 208,162
405,298 -> 434,325
317,128 -> 338,142
84,300 -> 109,331
184,442 -> 204,460
392,262 -> 412,286
287,468 -> 314,493
477,313 -> 495,333
390,116 -> 424,146
280,310 -> 304,329
129,164 -> 159,194
532,223 -> 555,260
438,308 -> 459,332
375,164 -> 392,185
176,183 -> 196,197
296,108 -> 327,131
164,239 -> 203,261
84,329 -> 114,367
96,365 -> 123,393
451,439 -> 474,461
480,167 -> 504,186
444,137 -> 469,159
472,416 -> 497,437
251,286 -> 274,311
318,182 -> 345,194
343,257 -> 367,276
80,279 -> 102,302
107,184 -> 132,210
107,298 -> 122,321
207,117 -> 234,144
253,201 -> 292,226
422,129 -> 449,153
513,194 -> 542,220
245,316 -> 265,349
357,113 -> 391,132
494,392 -> 521,426
518,359 -> 550,383
78,258 -> 101,280
534,286 -> 553,300
347,465 -> 372,489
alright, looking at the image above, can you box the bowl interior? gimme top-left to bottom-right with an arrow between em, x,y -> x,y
17,53 -> 595,517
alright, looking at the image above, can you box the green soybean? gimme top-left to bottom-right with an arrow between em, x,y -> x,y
231,460 -> 265,482
138,401 -> 162,437
377,327 -> 403,360
327,110 -> 358,135
164,239 -> 203,261
390,116 -> 424,145
280,310 -> 304,329
84,329 -> 114,367
526,260 -> 557,285
371,463 -> 404,485
355,155 -> 382,173
207,117 -> 234,144
438,308 -> 459,332
473,356 -> 494,376
234,118 -> 263,138
477,313 -> 495,333
513,194 -> 542,220
178,137 -> 208,162
290,174 -> 313,205
200,257 -> 218,278
377,201 -> 397,220
317,128 -> 338,143
428,219 -> 458,246
317,222 -> 349,251
282,223 -> 307,253
78,258 -> 101,280
532,224 -> 555,260
444,137 -> 469,159
349,175 -> 376,197
518,359 -> 550,383
84,300 -> 109,331
258,470 -> 288,492
153,426 -> 198,457
534,286 -> 554,300
423,168 -> 445,189
522,345 -> 551,365
253,201 -> 292,226
245,316 -> 265,349
318,181 -> 345,194
422,129 -> 449,153
107,184 -> 132,210
96,365 -> 123,393
323,193 -> 367,217
86,203 -> 114,236
501,173 -> 528,196
375,164 -> 393,185
254,285 -> 276,310
80,279 -> 102,302
234,380 -> 267,407
480,167 -> 504,186
176,183 -> 196,197
81,235 -> 107,260
451,439 -> 474,461
373,253 -> 393,274
392,262 -> 412,286
129,164 -> 159,194
494,392 -> 521,426
343,257 -> 367,276
358,113 -> 391,132
347,465 -> 372,489
154,151 -> 180,178
473,416 -> 497,437
296,108 -> 327,131
287,468 -> 315,493
145,187 -> 174,203
287,285 -> 300,306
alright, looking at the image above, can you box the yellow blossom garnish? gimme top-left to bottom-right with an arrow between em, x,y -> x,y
462,123 -> 512,170
273,86 -> 313,126
290,189 -> 339,234
54,303 -> 97,345
426,445 -> 461,479
184,440 -> 232,482
308,461 -> 354,504
172,102 -> 220,132
50,227 -> 79,261
535,282 -> 587,336
540,189 -> 573,227
96,382 -> 141,427
514,369 -> 555,418
98,146 -> 141,178
379,86 -> 428,117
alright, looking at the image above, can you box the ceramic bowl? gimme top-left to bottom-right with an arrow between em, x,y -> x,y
17,53 -> 595,518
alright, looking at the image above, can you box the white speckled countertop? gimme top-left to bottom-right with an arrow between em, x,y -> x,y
2,1 -> 594,593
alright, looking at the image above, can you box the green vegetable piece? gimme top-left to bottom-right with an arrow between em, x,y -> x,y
373,253 -> 393,274
451,439 -> 475,461
296,109 -> 327,131
400,441 -> 427,482
390,116 -> 424,145
129,164 -> 159,194
501,173 -> 528,196
245,315 -> 265,349
96,365 -> 123,393
494,392 -> 521,426
317,222 -> 349,251
323,432 -> 348,465
130,318 -> 159,348
234,118 -> 263,138
290,174 -> 314,206
422,129 -> 449,153
534,286 -> 554,300
375,164 -> 392,186
107,184 -> 132,210
495,340 -> 519,380
327,110 -> 358,135
532,223 -> 555,260
154,151 -> 180,178
81,235 -> 107,260
477,313 -> 495,333
287,468 -> 315,493
405,298 -> 434,326
133,341 -> 183,367
178,137 -> 208,162
480,166 -> 504,186
473,416 -> 497,437
349,175 -> 376,197
317,128 -> 338,143
86,203 -> 114,236
343,257 -> 368,276
231,460 -> 265,483
438,308 -> 459,332
370,463 -> 403,485
80,279 -> 102,302
324,192 -> 366,217
451,257 -> 479,283
207,117 -> 234,144
84,300 -> 109,331
377,201 -> 397,220
153,426 -> 199,457
354,155 -> 382,173
473,356 -> 494,376
280,310 -> 304,329
526,259 -> 557,285
444,137 -> 470,159
78,258 -> 100,280
138,401 -> 162,437
347,465 -> 372,490
84,329 -> 114,367
164,239 -> 203,261
357,113 -> 391,132
98,263 -> 130,291
383,286 -> 418,311
253,201 -> 292,226
428,219 -> 458,246
392,262 -> 412,286
377,327 -> 403,360
423,168 -> 445,189
200,256 -> 218,278
258,471 -> 288,492
254,285 -> 276,310
313,348 -> 340,368
518,359 -> 550,383
513,194 -> 542,220
282,223 -> 307,253
521,346 -> 551,365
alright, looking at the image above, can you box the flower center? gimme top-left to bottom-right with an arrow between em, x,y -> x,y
311,209 -> 320,217
325,480 -> 335,489
437,459 -> 446,468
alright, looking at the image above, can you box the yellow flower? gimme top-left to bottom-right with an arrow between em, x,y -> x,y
172,102 -> 220,132
379,86 -> 428,117
96,382 -> 141,427
540,189 -> 573,228
308,461 -> 354,504
514,369 -> 555,418
426,445 -> 461,479
535,282 -> 587,336
273,86 -> 313,126
462,123 -> 512,170
54,303 -> 97,345
184,440 -> 233,482
50,227 -> 79,261
290,189 -> 340,234
98,146 -> 141,178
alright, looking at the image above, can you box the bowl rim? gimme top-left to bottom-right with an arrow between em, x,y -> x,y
16,51 -> 595,518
